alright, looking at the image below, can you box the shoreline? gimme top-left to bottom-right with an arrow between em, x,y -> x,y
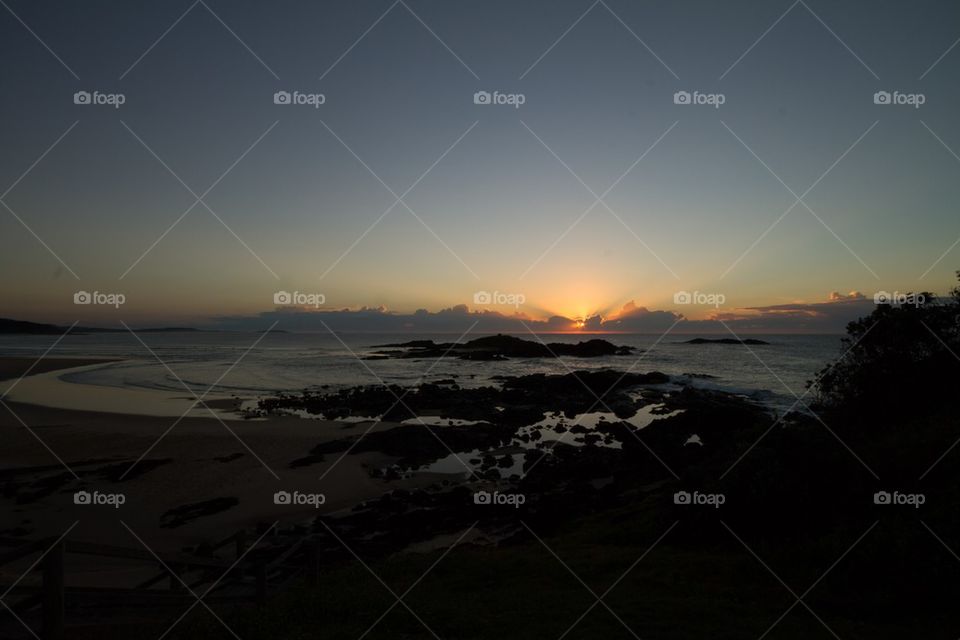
0,356 -> 121,382
0,356 -> 245,419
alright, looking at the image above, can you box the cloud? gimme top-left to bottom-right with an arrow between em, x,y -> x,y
690,292 -> 876,333
208,291 -> 876,334
583,314 -> 604,331
211,305 -> 579,334
598,301 -> 682,332
828,291 -> 865,301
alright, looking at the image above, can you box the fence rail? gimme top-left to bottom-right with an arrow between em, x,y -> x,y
0,528 -> 321,639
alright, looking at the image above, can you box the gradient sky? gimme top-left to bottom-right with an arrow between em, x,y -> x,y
1,0 -> 959,330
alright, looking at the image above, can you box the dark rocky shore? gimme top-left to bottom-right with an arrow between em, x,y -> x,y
252,368 -> 670,425
245,368 -> 774,556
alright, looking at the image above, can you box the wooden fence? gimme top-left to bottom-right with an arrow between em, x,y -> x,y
0,529 -> 321,639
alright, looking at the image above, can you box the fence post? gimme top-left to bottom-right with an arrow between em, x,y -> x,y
235,530 -> 247,560
308,539 -> 320,587
234,531 -> 248,579
255,561 -> 267,603
41,541 -> 64,640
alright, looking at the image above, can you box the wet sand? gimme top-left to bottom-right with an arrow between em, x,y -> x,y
0,356 -> 119,382
0,357 -> 246,418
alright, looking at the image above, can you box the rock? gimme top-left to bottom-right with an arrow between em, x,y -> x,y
368,334 -> 635,360
684,434 -> 703,446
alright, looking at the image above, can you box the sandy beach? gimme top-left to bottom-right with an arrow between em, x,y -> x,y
0,357 -> 438,559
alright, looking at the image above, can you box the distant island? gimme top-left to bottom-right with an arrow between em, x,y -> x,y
0,319 -> 65,335
0,318 -> 203,335
681,337 -> 770,345
370,333 -> 634,360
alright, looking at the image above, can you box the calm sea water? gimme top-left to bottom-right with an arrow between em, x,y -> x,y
0,332 -> 844,411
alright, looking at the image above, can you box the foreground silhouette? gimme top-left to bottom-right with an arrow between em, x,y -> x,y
164,273 -> 960,639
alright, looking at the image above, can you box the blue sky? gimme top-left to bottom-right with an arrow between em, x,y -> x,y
1,0 -> 959,330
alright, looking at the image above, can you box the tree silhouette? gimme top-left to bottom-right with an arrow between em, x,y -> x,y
814,271 -> 960,418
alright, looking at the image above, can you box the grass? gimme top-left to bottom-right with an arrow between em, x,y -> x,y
168,504 -> 945,640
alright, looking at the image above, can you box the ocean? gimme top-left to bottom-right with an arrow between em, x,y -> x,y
0,332 -> 845,412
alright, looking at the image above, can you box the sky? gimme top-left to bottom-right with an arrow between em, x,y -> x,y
1,0 -> 959,332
